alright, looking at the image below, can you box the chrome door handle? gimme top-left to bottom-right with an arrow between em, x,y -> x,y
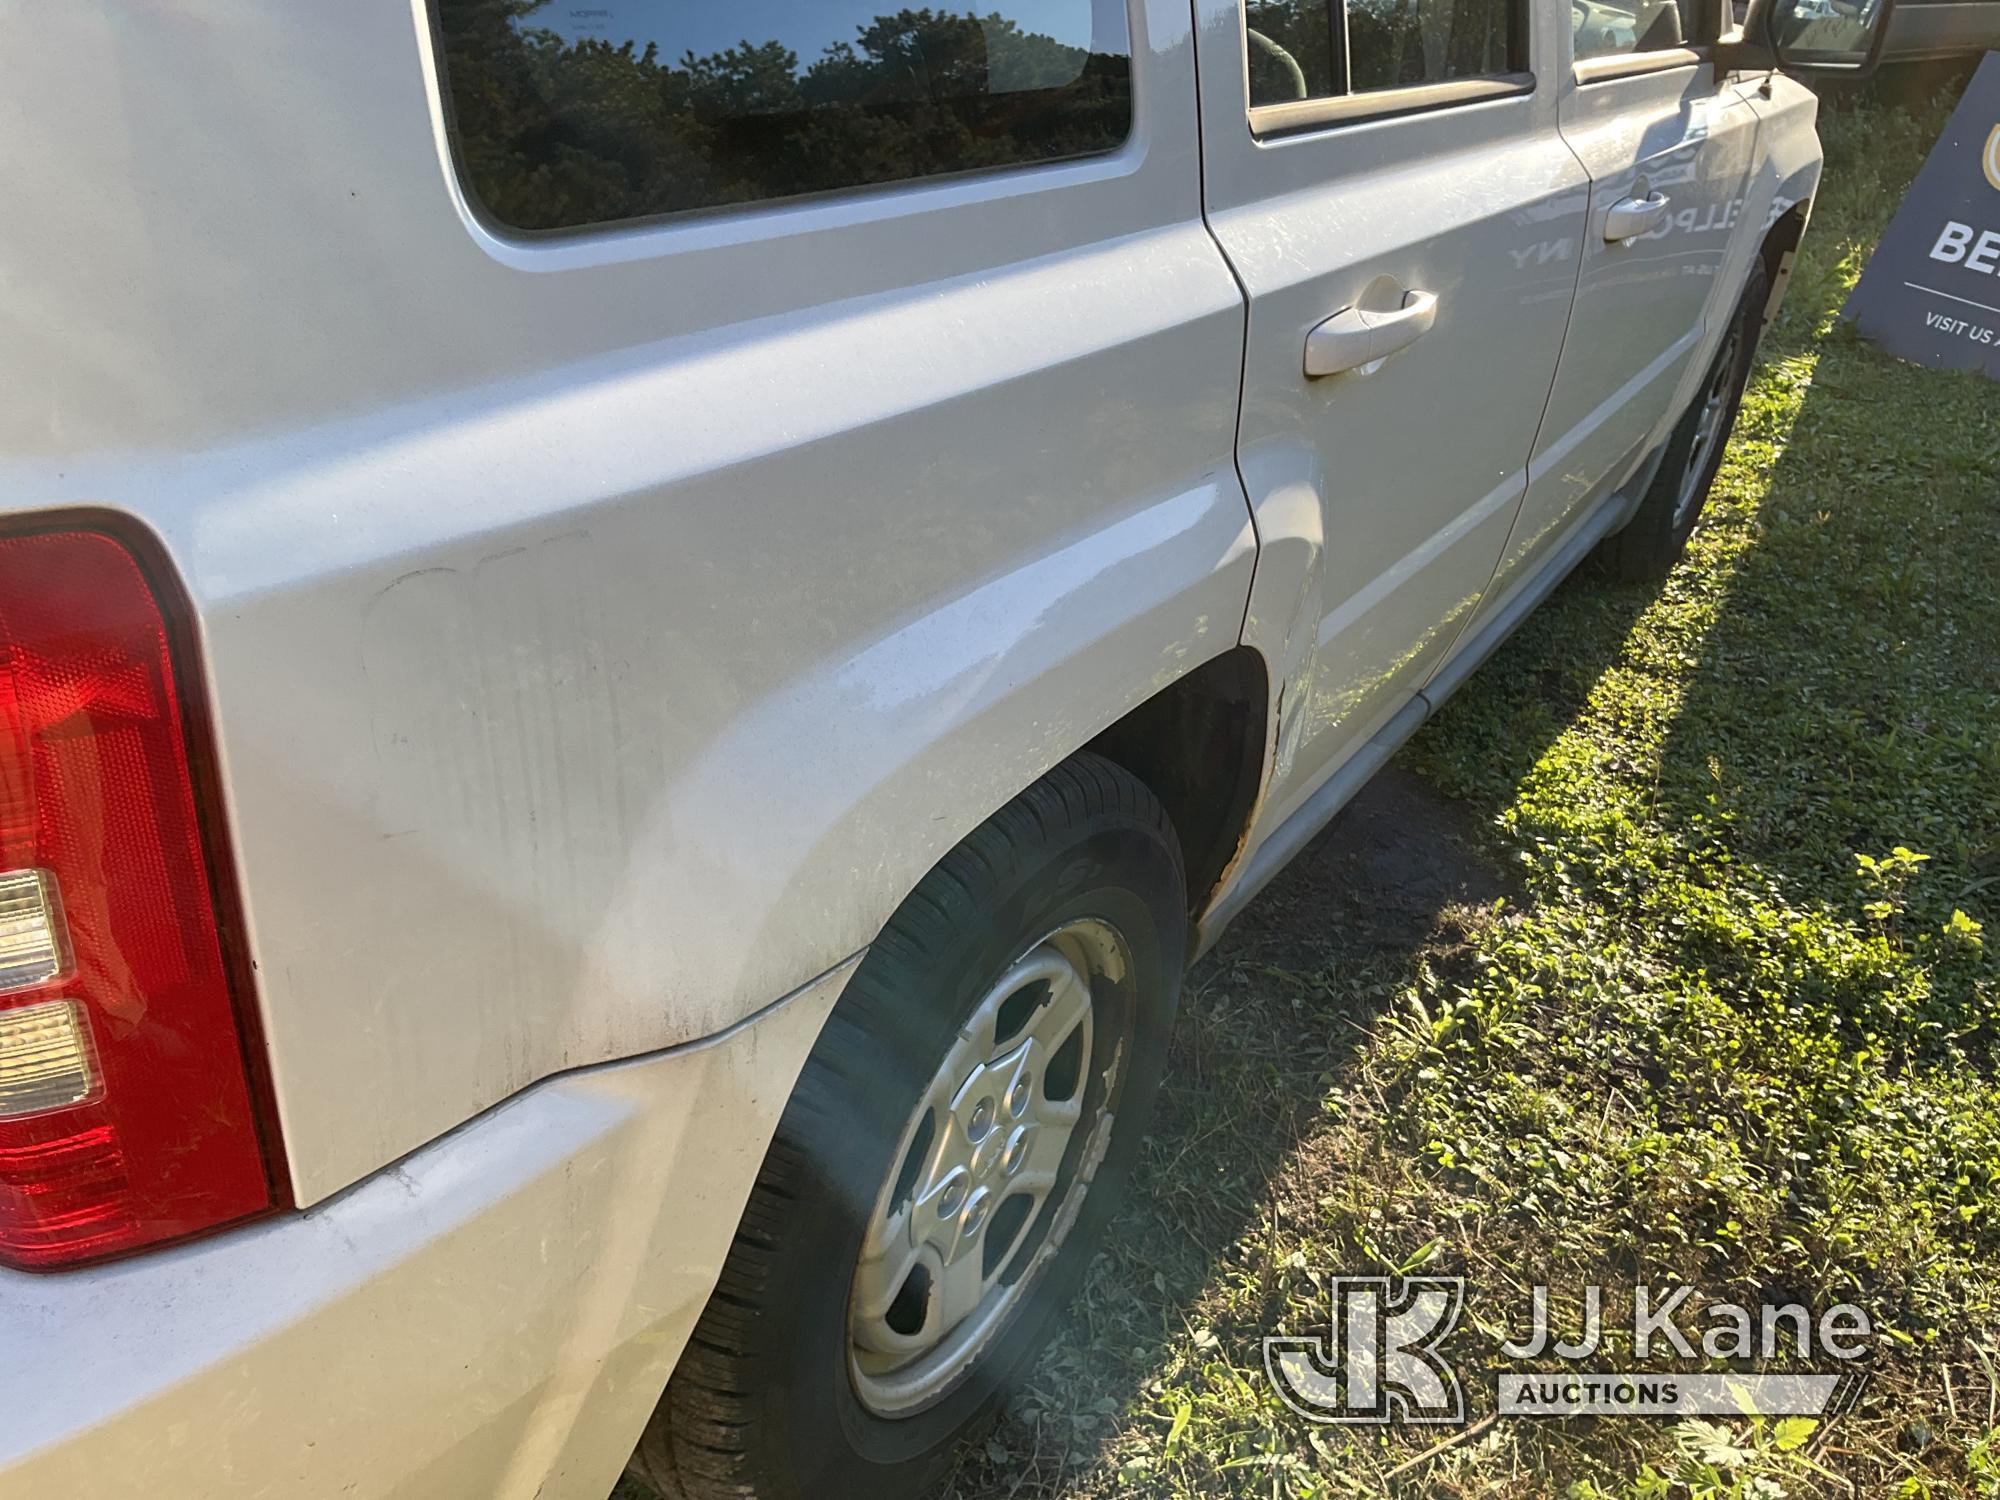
1304,290 -> 1439,378
1605,192 -> 1670,242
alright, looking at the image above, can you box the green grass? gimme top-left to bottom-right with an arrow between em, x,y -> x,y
943,80 -> 2000,1500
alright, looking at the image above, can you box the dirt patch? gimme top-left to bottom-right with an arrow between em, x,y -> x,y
1210,763 -> 1520,970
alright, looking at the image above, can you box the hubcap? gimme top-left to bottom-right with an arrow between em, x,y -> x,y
846,918 -> 1128,1416
1674,326 -> 1741,530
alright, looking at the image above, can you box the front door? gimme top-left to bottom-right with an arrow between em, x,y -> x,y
1479,12 -> 1763,622
1193,0 -> 1590,826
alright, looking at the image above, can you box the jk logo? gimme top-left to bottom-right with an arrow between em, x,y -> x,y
1265,1276 -> 1466,1425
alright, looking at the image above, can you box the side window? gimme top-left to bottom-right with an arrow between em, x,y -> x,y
1245,1 -> 1340,100
1246,0 -> 1522,107
1572,0 -> 1699,60
434,0 -> 1134,234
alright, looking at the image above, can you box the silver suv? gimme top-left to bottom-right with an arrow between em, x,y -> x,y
0,1 -> 1885,1497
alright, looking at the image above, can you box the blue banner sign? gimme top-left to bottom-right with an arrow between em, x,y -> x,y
1844,52 -> 2000,376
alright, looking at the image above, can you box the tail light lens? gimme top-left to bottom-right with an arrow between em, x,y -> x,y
0,527 -> 276,1269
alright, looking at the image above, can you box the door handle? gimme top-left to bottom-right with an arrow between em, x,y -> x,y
1604,192 -> 1670,242
1304,290 -> 1439,378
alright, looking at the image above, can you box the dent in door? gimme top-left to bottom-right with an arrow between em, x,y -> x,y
1231,159 -> 1592,825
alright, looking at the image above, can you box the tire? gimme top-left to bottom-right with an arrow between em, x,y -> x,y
1598,260 -> 1770,582
628,752 -> 1187,1500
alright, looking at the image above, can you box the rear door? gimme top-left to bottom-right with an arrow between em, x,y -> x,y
1477,4 -> 1762,621
1193,0 -> 1590,825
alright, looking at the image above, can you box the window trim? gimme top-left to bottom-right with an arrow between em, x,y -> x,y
1241,0 -> 1534,139
1572,44 -> 1705,81
1248,73 -> 1536,136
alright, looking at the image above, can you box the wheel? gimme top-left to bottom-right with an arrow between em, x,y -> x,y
628,752 -> 1187,1500
1598,260 -> 1770,582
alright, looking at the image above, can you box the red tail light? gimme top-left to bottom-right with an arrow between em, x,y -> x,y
0,526 -> 277,1269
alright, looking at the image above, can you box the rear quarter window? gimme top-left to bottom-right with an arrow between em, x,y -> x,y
433,0 -> 1135,234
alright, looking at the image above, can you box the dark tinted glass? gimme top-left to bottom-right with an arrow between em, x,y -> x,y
1770,0 -> 1882,65
1573,0 -> 1696,60
1347,0 -> 1520,91
1242,0 -> 1519,108
1245,0 -> 1339,104
436,1 -> 1134,232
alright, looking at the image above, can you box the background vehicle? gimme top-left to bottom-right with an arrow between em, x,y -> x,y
1881,0 -> 1995,62
0,0 -> 1880,1497
1737,0 -> 1993,62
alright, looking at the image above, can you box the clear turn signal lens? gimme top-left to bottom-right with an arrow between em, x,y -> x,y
0,870 -> 66,994
0,999 -> 98,1119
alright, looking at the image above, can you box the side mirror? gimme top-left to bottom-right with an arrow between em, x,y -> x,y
1716,0 -> 1895,79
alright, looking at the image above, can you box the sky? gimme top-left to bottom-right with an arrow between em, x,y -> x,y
531,0 -> 1104,63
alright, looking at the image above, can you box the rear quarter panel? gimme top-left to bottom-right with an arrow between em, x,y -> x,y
0,0 -> 1256,1202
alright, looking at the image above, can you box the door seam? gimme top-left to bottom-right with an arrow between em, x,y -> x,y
1184,0 -> 1263,648
1408,108 -> 1595,697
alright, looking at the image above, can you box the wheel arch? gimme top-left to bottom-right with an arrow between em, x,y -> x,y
1084,645 -> 1272,928
1758,197 -> 1813,334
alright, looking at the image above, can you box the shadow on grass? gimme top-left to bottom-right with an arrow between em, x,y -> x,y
940,81 -> 1997,1496
937,764 -> 1547,1496
1642,339 -> 2000,932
